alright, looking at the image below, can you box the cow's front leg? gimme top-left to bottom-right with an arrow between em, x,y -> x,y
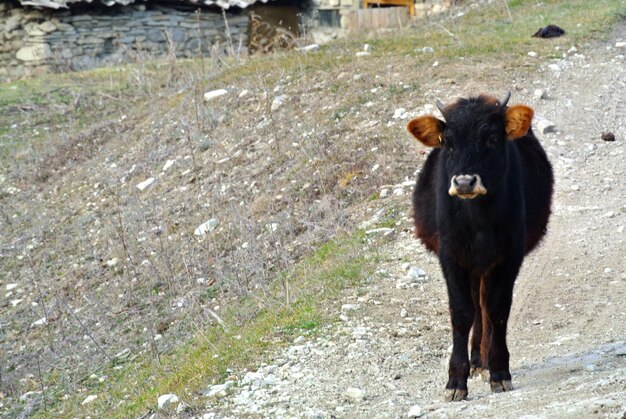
484,261 -> 520,393
440,256 -> 473,401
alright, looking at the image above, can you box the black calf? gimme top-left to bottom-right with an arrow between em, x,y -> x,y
407,93 -> 553,401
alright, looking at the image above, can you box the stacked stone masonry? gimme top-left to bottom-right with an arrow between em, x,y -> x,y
0,2 -> 248,81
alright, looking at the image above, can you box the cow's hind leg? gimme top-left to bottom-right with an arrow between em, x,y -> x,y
441,259 -> 474,401
484,262 -> 520,393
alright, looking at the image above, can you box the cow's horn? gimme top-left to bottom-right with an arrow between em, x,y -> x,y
500,91 -> 511,107
435,99 -> 446,114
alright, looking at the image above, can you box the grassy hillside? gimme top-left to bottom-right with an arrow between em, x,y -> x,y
0,0 -> 623,417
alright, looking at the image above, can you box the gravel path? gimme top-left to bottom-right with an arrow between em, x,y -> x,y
194,26 -> 626,419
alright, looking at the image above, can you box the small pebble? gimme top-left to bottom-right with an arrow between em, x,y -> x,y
157,394 -> 179,409
407,404 -> 424,417
344,387 -> 366,402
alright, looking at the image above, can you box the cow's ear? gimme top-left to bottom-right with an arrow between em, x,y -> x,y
407,116 -> 445,148
505,105 -> 534,140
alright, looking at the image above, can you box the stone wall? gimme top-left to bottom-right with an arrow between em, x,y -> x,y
0,2 -> 248,81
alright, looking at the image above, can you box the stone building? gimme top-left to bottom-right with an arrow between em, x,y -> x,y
1,0 -> 267,80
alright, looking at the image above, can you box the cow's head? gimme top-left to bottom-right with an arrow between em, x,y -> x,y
407,93 -> 534,199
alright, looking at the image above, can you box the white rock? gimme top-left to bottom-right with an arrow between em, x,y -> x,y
242,371 -> 264,385
5,15 -> 21,32
11,298 -> 23,307
20,391 -> 42,402
567,46 -> 578,54
16,44 -> 53,61
535,116 -> 557,134
136,177 -> 155,191
204,381 -> 234,398
344,387 -> 366,402
105,258 -> 119,267
81,395 -> 98,405
533,89 -> 548,100
203,89 -> 228,101
400,308 -> 408,318
38,21 -> 57,34
407,404 -> 424,417
294,335 -> 305,344
239,89 -> 250,98
407,266 -> 426,280
528,51 -> 538,57
393,188 -> 405,196
363,43 -> 371,52
365,228 -> 394,236
548,63 -> 561,72
31,318 -> 47,327
393,108 -> 408,120
176,402 -> 191,413
271,95 -> 288,111
341,304 -> 359,313
157,393 -> 179,409
298,44 -> 320,52
615,41 -> 626,48
115,348 -> 131,359
422,47 -> 434,53
194,219 -> 219,236
263,374 -> 278,386
162,159 -> 175,171
380,188 -> 389,198
356,51 -> 371,57
6,283 -> 18,291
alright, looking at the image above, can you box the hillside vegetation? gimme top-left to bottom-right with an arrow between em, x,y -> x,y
0,0 -> 624,417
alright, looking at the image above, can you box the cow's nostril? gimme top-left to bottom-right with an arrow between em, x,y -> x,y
469,176 -> 477,187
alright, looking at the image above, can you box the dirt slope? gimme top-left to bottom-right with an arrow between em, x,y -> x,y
198,25 -> 626,418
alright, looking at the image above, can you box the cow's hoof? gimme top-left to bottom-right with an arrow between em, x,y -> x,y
490,380 -> 513,393
444,389 -> 468,402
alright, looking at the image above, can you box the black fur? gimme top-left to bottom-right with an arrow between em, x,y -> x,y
412,95 -> 554,399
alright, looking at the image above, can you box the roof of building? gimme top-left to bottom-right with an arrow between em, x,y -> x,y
19,0 -> 268,10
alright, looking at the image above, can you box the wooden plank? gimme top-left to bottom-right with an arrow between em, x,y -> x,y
345,8 -> 409,32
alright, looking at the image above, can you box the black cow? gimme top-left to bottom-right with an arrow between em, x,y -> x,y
406,93 -> 553,401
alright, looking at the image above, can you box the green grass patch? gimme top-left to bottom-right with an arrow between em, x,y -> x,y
360,0 -> 624,60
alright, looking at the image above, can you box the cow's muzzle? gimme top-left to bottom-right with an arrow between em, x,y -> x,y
449,174 -> 487,199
